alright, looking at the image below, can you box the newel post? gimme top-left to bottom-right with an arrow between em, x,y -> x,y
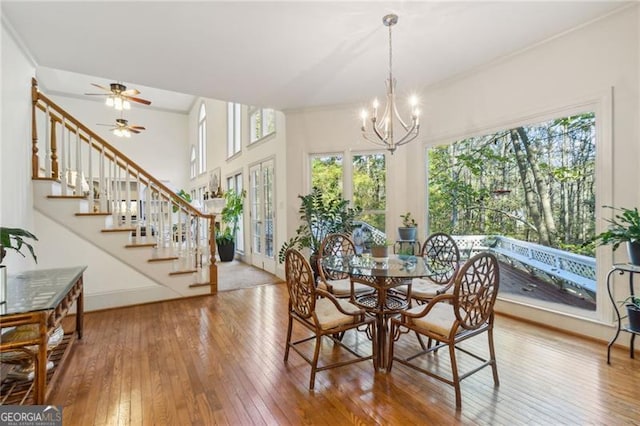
31,78 -> 39,178
209,215 -> 218,293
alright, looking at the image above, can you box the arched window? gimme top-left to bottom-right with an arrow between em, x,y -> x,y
189,145 -> 197,179
198,103 -> 207,174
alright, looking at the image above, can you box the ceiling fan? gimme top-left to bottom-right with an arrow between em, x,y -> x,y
85,82 -> 151,110
97,118 -> 146,138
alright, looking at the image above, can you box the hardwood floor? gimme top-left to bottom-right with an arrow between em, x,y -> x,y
50,283 -> 640,425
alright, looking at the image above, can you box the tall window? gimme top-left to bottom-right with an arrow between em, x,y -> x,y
189,145 -> 197,179
226,173 -> 244,252
249,107 -> 275,144
352,153 -> 386,232
310,154 -> 343,202
427,112 -> 596,316
227,102 -> 241,157
198,103 -> 206,174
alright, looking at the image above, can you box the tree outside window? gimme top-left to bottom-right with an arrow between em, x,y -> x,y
352,153 -> 386,233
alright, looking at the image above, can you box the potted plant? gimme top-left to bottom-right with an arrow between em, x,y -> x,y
592,206 -> 640,265
621,295 -> 640,332
0,227 -> 38,304
370,239 -> 391,260
0,227 -> 38,264
398,212 -> 417,241
216,189 -> 246,262
278,187 -> 361,274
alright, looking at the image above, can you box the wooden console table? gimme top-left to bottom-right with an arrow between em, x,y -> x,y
0,266 -> 86,404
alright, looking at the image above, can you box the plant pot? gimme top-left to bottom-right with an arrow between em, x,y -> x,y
626,304 -> 640,332
217,241 -> 235,262
370,246 -> 389,260
398,227 -> 417,241
628,241 -> 640,266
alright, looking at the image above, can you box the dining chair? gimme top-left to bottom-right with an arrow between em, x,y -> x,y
396,232 -> 461,304
284,248 -> 377,389
388,252 -> 500,409
317,233 -> 374,299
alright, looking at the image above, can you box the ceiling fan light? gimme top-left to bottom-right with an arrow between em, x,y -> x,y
123,100 -> 131,110
114,97 -> 123,110
106,97 -> 114,107
113,128 -> 123,137
123,129 -> 131,138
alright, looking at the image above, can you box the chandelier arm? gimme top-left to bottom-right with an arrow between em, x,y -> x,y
394,126 -> 420,146
371,121 -> 387,142
362,132 -> 391,146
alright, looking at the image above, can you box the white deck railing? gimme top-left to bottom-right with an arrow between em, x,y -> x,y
452,235 -> 596,293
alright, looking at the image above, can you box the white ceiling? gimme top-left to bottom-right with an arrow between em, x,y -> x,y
1,1 -> 630,113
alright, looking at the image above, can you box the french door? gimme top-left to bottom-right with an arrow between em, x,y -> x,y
249,159 -> 276,273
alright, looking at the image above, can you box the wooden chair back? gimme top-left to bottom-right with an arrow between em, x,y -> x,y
318,233 -> 356,281
284,249 -> 316,320
453,252 -> 500,330
421,232 -> 461,284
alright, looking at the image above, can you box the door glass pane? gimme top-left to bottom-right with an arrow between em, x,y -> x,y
263,164 -> 274,258
251,167 -> 262,254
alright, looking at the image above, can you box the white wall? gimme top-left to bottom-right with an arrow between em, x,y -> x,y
1,21 -> 37,272
284,6 -> 639,340
44,93 -> 189,189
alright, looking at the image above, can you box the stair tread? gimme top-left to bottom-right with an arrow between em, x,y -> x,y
169,269 -> 197,276
76,212 -> 110,216
125,243 -> 157,248
101,227 -> 136,231
148,257 -> 179,262
47,195 -> 86,199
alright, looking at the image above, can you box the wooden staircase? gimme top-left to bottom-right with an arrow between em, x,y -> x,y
30,78 -> 218,303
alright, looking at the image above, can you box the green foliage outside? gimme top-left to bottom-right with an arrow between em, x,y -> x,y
428,113 -> 596,255
352,154 -> 386,232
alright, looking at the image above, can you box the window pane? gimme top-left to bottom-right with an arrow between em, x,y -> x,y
427,112 -> 596,314
263,109 -> 275,135
311,155 -> 343,201
352,153 -> 386,211
234,103 -> 241,153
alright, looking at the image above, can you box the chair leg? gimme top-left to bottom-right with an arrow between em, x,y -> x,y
416,331 -> 427,351
284,315 -> 293,362
309,334 -> 322,390
488,328 -> 500,386
448,342 -> 462,409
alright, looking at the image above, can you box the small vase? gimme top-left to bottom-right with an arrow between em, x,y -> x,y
627,241 -> 640,266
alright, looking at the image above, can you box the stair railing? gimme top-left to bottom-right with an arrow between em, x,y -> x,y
30,78 -> 218,293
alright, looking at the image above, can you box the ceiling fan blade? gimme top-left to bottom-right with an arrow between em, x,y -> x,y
129,125 -> 146,130
96,123 -> 115,127
121,89 -> 140,96
129,128 -> 142,134
124,95 -> 151,105
84,93 -> 109,96
90,83 -> 112,92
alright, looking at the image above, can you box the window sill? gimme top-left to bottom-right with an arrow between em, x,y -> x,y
249,131 -> 276,148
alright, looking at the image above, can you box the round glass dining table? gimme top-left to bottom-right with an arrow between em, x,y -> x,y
320,254 -> 443,369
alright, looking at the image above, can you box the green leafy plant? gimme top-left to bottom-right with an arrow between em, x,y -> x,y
216,189 -> 246,245
400,212 -> 417,228
0,227 -> 38,263
592,206 -> 640,251
172,189 -> 192,213
278,187 -> 361,263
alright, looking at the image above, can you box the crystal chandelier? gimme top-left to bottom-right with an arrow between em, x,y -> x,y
360,14 -> 420,154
